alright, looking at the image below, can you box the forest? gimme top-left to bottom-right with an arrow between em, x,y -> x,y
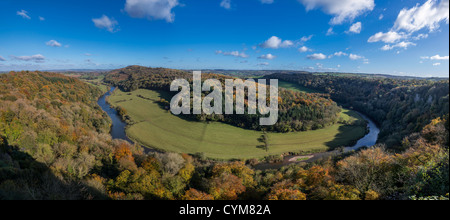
268,73 -> 449,148
0,70 -> 448,200
105,66 -> 342,132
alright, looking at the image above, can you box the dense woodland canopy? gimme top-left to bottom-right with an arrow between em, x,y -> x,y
0,70 -> 448,200
268,73 -> 449,148
105,66 -> 342,132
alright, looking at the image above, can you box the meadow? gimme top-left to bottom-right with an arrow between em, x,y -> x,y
108,88 -> 366,160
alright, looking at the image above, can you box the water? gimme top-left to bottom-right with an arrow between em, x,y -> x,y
97,87 -> 134,144
344,112 -> 380,151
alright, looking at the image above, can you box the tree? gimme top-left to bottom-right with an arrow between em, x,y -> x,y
183,189 -> 214,200
267,189 -> 306,200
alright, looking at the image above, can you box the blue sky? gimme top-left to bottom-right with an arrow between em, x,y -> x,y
0,0 -> 448,77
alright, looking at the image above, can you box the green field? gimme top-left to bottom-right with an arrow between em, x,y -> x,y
108,89 -> 366,160
83,76 -> 109,93
278,80 -> 323,93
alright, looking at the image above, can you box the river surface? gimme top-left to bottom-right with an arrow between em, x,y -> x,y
344,113 -> 380,152
98,86 -> 380,164
98,87 -> 134,144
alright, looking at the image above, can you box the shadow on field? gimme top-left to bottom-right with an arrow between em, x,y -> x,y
324,110 -> 366,150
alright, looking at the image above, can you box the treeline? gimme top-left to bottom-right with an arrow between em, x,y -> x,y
105,66 -> 341,132
268,73 -> 449,147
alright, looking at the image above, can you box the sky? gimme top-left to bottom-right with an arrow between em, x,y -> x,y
0,0 -> 449,77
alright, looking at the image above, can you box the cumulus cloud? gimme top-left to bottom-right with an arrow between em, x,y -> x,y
258,54 -> 277,60
46,40 -> 62,47
298,0 -> 375,24
125,0 -> 179,22
368,31 -> 405,43
298,46 -> 311,52
92,15 -> 119,33
307,53 -> 327,60
220,0 -> 231,9
348,22 -> 362,33
393,0 -> 449,33
39,16 -> 45,21
17,10 -> 31,19
433,63 -> 441,66
260,36 -> 294,49
11,54 -> 46,63
368,0 -> 449,48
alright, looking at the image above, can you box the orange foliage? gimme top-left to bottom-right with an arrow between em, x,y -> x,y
267,189 -> 306,200
114,143 -> 135,163
183,189 -> 214,200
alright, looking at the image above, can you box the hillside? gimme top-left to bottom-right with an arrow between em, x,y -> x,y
269,73 -> 450,148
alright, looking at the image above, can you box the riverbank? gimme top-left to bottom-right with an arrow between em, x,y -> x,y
100,87 -> 371,161
254,111 -> 380,170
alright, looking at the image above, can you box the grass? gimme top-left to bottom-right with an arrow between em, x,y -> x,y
278,80 -> 323,94
108,89 -> 366,160
82,76 -> 109,93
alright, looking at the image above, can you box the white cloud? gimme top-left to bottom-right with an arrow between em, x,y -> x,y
349,22 -> 362,33
0,56 -> 6,61
393,0 -> 449,33
39,16 -> 45,21
260,0 -> 274,4
260,36 -> 294,49
11,54 -> 46,63
412,33 -> 429,40
217,50 -> 249,58
258,54 -> 277,60
430,55 -> 449,60
300,35 -> 313,42
433,62 -> 441,66
326,27 -> 335,36
381,41 -> 416,51
17,10 -> 31,19
368,31 -> 405,43
298,0 -> 375,24
220,0 -> 231,9
333,51 -> 348,57
298,46 -> 311,52
46,40 -> 62,47
422,55 -> 449,60
379,14 -> 384,20
307,53 -> 327,60
124,0 -> 179,22
92,15 -> 119,33
349,53 -> 363,60
369,0 -> 448,47
258,62 -> 270,66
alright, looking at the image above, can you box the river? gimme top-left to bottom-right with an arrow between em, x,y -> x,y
98,86 -> 380,165
98,87 -> 134,144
